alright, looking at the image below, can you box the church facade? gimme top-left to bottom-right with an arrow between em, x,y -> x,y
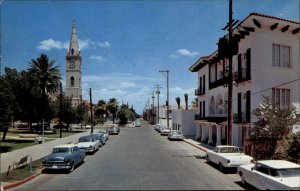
65,19 -> 82,107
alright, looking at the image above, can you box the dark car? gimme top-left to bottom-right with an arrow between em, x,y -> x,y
42,144 -> 85,172
53,123 -> 69,131
108,126 -> 120,135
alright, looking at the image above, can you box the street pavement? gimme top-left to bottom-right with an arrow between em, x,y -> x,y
9,120 -> 249,190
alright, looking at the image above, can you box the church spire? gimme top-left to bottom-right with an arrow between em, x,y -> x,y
67,19 -> 80,56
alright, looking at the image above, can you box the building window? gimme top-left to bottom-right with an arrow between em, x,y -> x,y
272,88 -> 290,108
272,44 -> 290,68
71,76 -> 74,86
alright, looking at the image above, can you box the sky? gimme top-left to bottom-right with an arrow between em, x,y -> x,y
1,0 -> 299,114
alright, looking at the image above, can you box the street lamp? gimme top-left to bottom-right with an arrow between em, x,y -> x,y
159,70 -> 170,130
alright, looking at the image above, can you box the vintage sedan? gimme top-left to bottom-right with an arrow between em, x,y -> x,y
108,126 -> 120,135
75,135 -> 100,153
98,130 -> 109,141
160,126 -> 171,135
237,160 -> 300,190
168,130 -> 185,140
42,144 -> 85,172
92,133 -> 105,146
206,145 -> 253,171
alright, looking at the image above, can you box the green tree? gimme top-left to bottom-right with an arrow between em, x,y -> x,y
106,98 -> 119,124
28,54 -> 61,122
248,96 -> 300,160
284,131 -> 300,164
0,74 -> 14,141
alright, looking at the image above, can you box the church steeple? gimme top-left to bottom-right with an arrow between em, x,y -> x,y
67,19 -> 80,56
65,19 -> 82,107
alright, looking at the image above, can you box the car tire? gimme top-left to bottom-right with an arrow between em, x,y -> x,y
219,162 -> 224,171
206,156 -> 210,163
69,162 -> 75,172
241,175 -> 246,185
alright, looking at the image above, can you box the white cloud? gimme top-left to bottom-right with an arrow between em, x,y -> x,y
98,41 -> 111,48
89,55 -> 107,63
37,39 -> 65,51
169,48 -> 199,58
37,38 -> 111,51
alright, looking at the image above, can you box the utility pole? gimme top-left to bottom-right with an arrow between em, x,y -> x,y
159,70 -> 170,129
154,85 -> 161,124
59,82 -> 63,138
151,92 -> 155,124
227,0 -> 233,145
89,88 -> 93,134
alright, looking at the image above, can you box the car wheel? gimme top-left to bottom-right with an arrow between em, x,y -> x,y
206,156 -> 210,163
219,162 -> 224,171
69,162 -> 75,172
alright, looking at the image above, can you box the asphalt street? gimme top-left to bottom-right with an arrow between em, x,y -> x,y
12,121 -> 251,190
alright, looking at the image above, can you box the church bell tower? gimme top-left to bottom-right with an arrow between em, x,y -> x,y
65,19 -> 82,107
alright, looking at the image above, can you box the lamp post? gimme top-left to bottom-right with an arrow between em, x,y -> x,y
159,70 -> 170,130
154,85 -> 161,124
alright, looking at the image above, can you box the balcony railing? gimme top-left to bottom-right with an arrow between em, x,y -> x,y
195,87 -> 205,96
233,68 -> 250,83
233,112 -> 250,123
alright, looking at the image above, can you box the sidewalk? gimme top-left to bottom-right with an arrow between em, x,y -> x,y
0,131 -> 90,174
183,136 -> 215,153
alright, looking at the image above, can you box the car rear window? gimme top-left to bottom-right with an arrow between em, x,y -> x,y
277,168 -> 300,177
53,147 -> 70,153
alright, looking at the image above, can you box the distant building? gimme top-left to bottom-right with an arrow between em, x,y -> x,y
189,13 -> 300,148
65,19 -> 82,107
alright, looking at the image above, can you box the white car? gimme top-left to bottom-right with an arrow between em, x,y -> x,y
206,145 -> 253,171
75,135 -> 100,153
160,126 -> 171,135
237,160 -> 300,190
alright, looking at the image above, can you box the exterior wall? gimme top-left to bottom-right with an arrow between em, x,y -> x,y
172,109 -> 197,136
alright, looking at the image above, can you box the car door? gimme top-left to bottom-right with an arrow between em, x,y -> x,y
73,146 -> 81,164
252,163 -> 271,190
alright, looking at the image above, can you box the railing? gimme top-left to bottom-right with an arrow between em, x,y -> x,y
233,68 -> 250,83
233,112 -> 250,123
195,114 -> 205,120
195,87 -> 205,96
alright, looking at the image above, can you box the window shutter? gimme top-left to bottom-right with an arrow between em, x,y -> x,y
238,53 -> 242,80
203,75 -> 206,94
203,101 -> 206,117
238,93 -> 242,122
246,48 -> 251,80
246,91 -> 251,122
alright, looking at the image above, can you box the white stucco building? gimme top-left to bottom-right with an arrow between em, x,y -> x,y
172,109 -> 197,137
189,13 -> 300,148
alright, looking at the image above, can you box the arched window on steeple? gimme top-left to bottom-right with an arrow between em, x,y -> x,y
71,48 -> 74,55
71,76 -> 74,86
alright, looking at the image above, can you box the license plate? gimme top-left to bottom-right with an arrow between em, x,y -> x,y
52,165 -> 58,169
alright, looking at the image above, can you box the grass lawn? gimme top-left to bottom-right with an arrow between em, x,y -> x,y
0,131 -> 80,153
0,159 -> 43,183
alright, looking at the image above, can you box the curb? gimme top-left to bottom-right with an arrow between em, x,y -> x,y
3,170 -> 42,190
183,139 -> 209,152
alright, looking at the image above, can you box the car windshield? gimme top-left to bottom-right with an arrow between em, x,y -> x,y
78,137 -> 92,142
52,147 -> 70,153
270,168 -> 300,178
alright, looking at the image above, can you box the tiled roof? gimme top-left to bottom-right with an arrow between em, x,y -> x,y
244,12 -> 299,25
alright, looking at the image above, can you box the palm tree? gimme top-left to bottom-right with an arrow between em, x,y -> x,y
95,99 -> 107,119
184,93 -> 188,110
191,97 -> 198,108
175,97 -> 181,110
106,98 -> 119,124
28,54 -> 61,120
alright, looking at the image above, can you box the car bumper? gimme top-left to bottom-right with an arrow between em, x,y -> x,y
79,148 -> 95,153
43,163 -> 72,170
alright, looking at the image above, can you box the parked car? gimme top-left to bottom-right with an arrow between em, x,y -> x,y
206,145 -> 253,171
98,130 -> 109,141
42,144 -> 85,172
135,119 -> 141,127
168,130 -> 185,140
92,133 -> 105,146
160,126 -> 171,135
154,124 -> 162,132
108,126 -> 120,135
237,160 -> 300,190
75,135 -> 100,153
